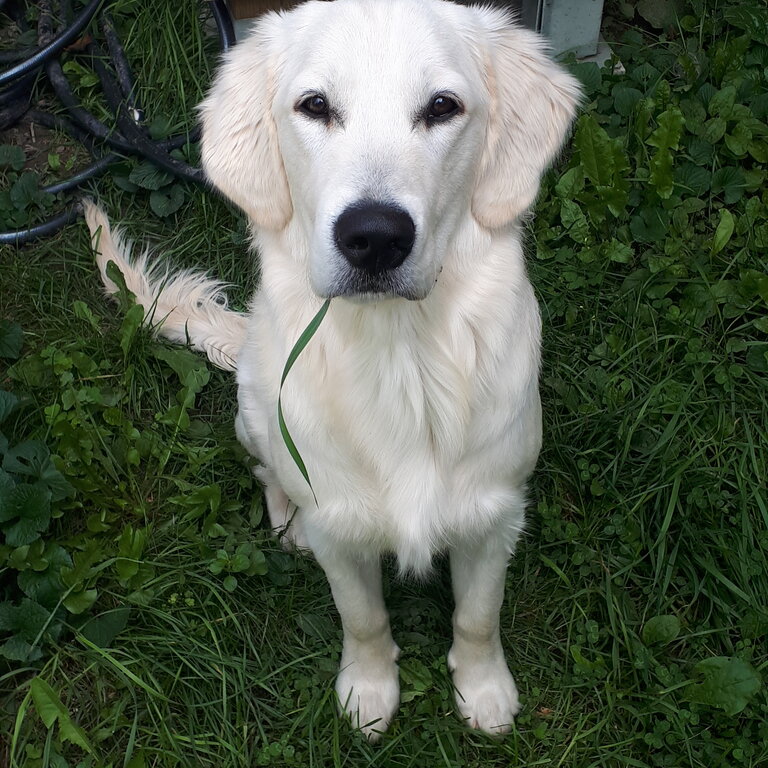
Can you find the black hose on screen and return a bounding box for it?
[211,0,237,52]
[0,48,38,65]
[45,57,141,153]
[1,0,236,245]
[43,154,118,195]
[0,205,81,246]
[0,0,105,86]
[87,43,203,182]
[0,73,34,129]
[100,11,139,110]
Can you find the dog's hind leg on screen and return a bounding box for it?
[263,484,309,551]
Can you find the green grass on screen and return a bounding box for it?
[2,1,767,766]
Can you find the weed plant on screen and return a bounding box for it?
[1,1,767,766]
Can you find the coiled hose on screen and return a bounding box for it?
[0,0,236,245]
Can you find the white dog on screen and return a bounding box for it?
[85,0,579,740]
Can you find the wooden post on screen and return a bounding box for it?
[227,0,301,20]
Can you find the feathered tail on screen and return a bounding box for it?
[83,201,247,371]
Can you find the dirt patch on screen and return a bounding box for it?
[3,117,89,179]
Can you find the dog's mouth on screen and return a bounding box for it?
[326,269,426,302]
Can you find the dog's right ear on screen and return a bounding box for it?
[200,16,292,231]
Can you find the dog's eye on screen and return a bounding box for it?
[298,94,330,119]
[427,94,461,122]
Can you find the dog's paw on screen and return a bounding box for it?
[336,658,400,741]
[449,654,520,735]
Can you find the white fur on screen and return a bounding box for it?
[87,0,579,740]
[83,202,246,371]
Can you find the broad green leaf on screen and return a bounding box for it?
[72,300,100,330]
[712,209,735,254]
[708,86,737,119]
[113,174,139,193]
[128,161,173,191]
[674,163,711,196]
[116,525,146,583]
[148,115,173,140]
[3,484,51,547]
[223,575,238,592]
[712,167,746,203]
[3,440,72,502]
[230,552,250,571]
[15,597,51,643]
[63,589,98,615]
[724,123,753,156]
[574,116,615,187]
[400,658,433,702]
[59,717,93,751]
[680,97,707,127]
[0,469,15,521]
[748,140,768,163]
[630,208,669,243]
[150,184,185,217]
[740,610,768,640]
[746,344,768,373]
[723,5,768,42]
[560,200,590,243]
[296,612,337,641]
[120,304,145,358]
[647,107,684,151]
[0,601,16,631]
[30,677,93,752]
[637,0,684,28]
[170,483,221,518]
[35,457,73,503]
[701,117,727,145]
[0,320,23,359]
[61,543,104,589]
[685,657,762,715]
[126,751,147,768]
[0,390,18,424]
[10,171,42,209]
[152,346,210,393]
[649,147,675,199]
[0,144,25,171]
[555,166,585,198]
[105,260,137,311]
[642,615,681,645]
[569,61,601,95]
[604,240,633,263]
[251,551,268,576]
[0,635,41,661]
[752,92,768,120]
[613,85,643,117]
[18,558,69,610]
[2,439,47,477]
[687,137,715,167]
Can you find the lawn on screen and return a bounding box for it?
[1,1,767,766]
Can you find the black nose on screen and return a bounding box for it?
[334,202,416,274]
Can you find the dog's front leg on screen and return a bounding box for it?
[310,539,400,740]
[448,533,520,735]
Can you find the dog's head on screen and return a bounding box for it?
[200,0,580,301]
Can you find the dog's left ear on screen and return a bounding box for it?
[471,17,581,229]
[199,14,292,231]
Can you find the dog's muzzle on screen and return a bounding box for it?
[334,201,415,275]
